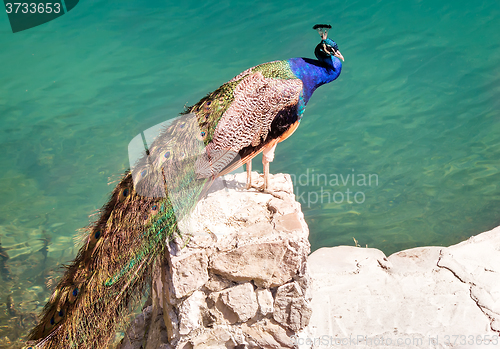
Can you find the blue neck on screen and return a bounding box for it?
[288,56,342,107]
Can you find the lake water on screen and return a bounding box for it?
[0,0,499,346]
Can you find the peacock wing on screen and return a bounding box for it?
[195,71,303,178]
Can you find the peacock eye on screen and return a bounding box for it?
[118,188,130,202]
[94,231,101,240]
[58,310,64,317]
[140,169,147,177]
[164,151,171,159]
[201,131,206,137]
[73,288,78,297]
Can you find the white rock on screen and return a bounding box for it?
[300,226,500,349]
[178,290,206,335]
[437,227,500,332]
[218,283,258,323]
[184,326,235,348]
[273,282,312,332]
[242,319,295,348]
[168,250,209,299]
[210,241,296,288]
[256,288,274,316]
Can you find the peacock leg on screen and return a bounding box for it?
[246,160,252,189]
[263,159,270,190]
[246,140,281,198]
[262,141,278,190]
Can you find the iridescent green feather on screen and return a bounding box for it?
[252,60,297,80]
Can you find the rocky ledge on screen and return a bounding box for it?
[299,225,500,348]
[117,172,311,349]
[118,173,500,349]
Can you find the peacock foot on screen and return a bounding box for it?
[247,182,283,200]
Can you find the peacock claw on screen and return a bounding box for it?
[248,184,283,200]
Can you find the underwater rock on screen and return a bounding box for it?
[0,240,10,281]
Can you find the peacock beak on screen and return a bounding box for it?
[334,50,344,61]
[322,42,344,61]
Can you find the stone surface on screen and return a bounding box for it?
[218,282,259,323]
[437,227,500,333]
[210,242,289,287]
[299,226,500,349]
[242,319,296,348]
[256,288,274,316]
[205,274,235,292]
[183,326,235,348]
[273,281,312,332]
[168,250,209,299]
[178,290,206,335]
[144,306,169,349]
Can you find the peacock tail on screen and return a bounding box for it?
[25,119,205,348]
[25,25,343,348]
[24,60,293,349]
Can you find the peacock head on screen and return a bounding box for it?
[313,24,344,63]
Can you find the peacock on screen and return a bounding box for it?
[24,24,343,349]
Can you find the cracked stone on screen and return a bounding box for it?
[169,250,209,299]
[178,291,206,335]
[218,282,258,323]
[210,241,306,288]
[256,288,274,316]
[303,236,499,343]
[273,282,311,332]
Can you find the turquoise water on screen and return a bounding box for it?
[0,0,499,345]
